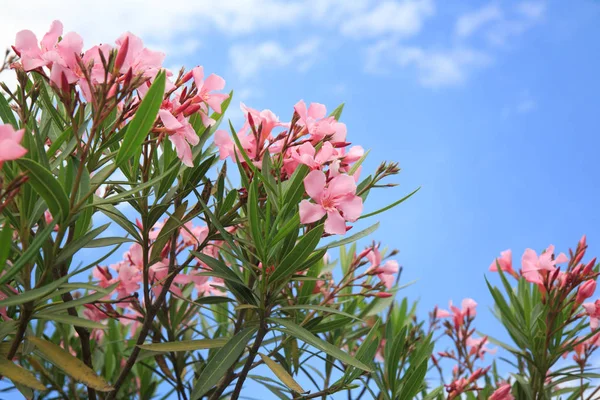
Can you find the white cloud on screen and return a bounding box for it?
[366,40,492,87]
[485,2,546,46]
[455,4,502,38]
[229,38,321,80]
[516,1,546,20]
[340,0,435,39]
[502,90,537,117]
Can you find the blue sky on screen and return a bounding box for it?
[2,0,600,396]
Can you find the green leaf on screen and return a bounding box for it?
[319,222,379,251]
[359,187,420,219]
[42,282,119,313]
[138,339,229,352]
[17,158,70,223]
[150,202,187,262]
[0,275,68,307]
[193,252,257,305]
[269,225,324,283]
[270,318,372,372]
[34,313,108,330]
[0,358,46,391]
[259,353,305,394]
[190,327,257,399]
[28,336,113,392]
[115,70,166,167]
[342,318,380,383]
[55,223,110,265]
[0,94,18,128]
[279,305,362,321]
[84,237,134,248]
[0,223,13,275]
[329,103,345,120]
[248,178,265,260]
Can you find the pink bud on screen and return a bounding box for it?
[583,258,597,276]
[579,235,587,249]
[576,280,597,304]
[115,35,129,72]
[183,103,201,117]
[181,70,194,84]
[374,292,392,298]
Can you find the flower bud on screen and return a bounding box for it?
[374,292,392,298]
[583,257,597,276]
[115,35,129,72]
[181,70,194,84]
[576,280,597,304]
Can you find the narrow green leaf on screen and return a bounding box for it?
[116,70,166,166]
[34,314,108,330]
[138,339,229,352]
[190,327,256,399]
[17,159,70,222]
[318,222,379,251]
[0,94,18,128]
[329,103,345,120]
[28,336,113,392]
[0,358,46,391]
[270,318,372,372]
[55,223,110,265]
[0,275,68,307]
[359,188,420,219]
[0,223,13,275]
[269,225,324,282]
[259,353,305,393]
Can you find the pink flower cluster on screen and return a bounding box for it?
[83,219,229,341]
[214,100,364,235]
[12,21,229,167]
[489,236,599,329]
[433,298,502,399]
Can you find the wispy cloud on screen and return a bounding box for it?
[229,38,321,81]
[366,40,492,87]
[502,90,537,117]
[485,1,547,46]
[340,0,435,39]
[455,4,503,38]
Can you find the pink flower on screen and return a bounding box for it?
[583,300,600,329]
[366,247,399,289]
[490,382,514,400]
[214,128,257,163]
[181,222,209,247]
[466,336,496,360]
[240,103,285,145]
[437,298,477,328]
[299,170,363,235]
[192,66,229,116]
[115,32,164,78]
[294,100,346,143]
[14,21,83,90]
[159,109,199,167]
[489,249,518,278]
[284,141,335,174]
[0,124,27,167]
[576,280,597,304]
[521,245,568,285]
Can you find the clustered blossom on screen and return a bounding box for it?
[214,100,364,235]
[432,298,500,399]
[489,236,599,330]
[11,21,229,167]
[299,244,400,308]
[80,219,228,340]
